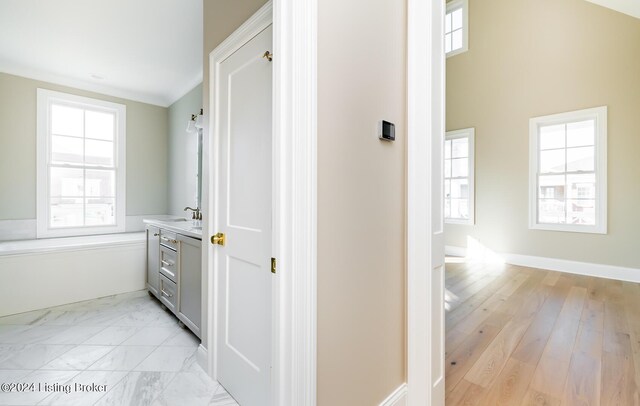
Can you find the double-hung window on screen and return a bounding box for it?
[445,128,475,224]
[445,0,468,57]
[37,89,126,238]
[529,106,607,234]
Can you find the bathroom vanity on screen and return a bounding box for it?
[144,218,202,338]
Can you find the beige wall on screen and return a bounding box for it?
[168,83,203,216]
[446,0,640,269]
[317,0,407,404]
[0,72,169,220]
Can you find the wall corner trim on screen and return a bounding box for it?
[445,245,640,283]
[379,383,408,406]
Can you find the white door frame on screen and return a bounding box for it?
[203,1,318,405]
[203,0,442,404]
[406,0,446,405]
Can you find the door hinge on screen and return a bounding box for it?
[271,257,276,274]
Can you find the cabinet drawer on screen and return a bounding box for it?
[159,229,178,251]
[159,246,178,283]
[159,274,178,314]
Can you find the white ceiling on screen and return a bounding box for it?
[585,0,640,19]
[0,0,202,107]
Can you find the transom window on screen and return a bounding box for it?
[529,106,607,234]
[445,128,475,225]
[37,89,126,238]
[445,0,468,57]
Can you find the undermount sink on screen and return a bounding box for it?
[165,218,188,222]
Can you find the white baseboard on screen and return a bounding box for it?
[196,344,210,376]
[379,383,407,406]
[445,245,640,283]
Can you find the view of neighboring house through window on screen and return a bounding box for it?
[36,89,126,238]
[445,128,475,224]
[445,0,468,56]
[529,106,607,234]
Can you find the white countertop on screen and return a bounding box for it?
[143,217,203,240]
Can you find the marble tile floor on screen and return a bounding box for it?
[0,290,239,406]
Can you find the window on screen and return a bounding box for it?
[445,0,468,57]
[445,128,475,224]
[37,89,126,238]
[529,106,607,234]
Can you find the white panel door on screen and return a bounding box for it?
[215,25,273,406]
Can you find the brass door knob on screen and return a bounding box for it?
[211,233,225,246]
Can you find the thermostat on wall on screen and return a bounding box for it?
[378,120,395,141]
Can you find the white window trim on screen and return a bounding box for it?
[446,0,468,58]
[528,106,607,234]
[445,128,475,225]
[36,89,126,238]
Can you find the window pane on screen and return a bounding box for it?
[452,29,463,51]
[86,110,115,141]
[86,197,116,226]
[567,174,595,199]
[539,124,565,150]
[538,199,565,224]
[50,167,83,197]
[452,137,468,158]
[50,197,83,228]
[86,169,115,197]
[445,33,452,53]
[451,157,468,177]
[451,179,468,198]
[444,198,451,218]
[538,175,565,199]
[450,198,468,219]
[444,179,451,198]
[567,199,595,225]
[567,120,594,147]
[444,159,451,178]
[445,12,452,33]
[567,146,594,172]
[51,135,83,164]
[452,8,463,30]
[51,104,83,137]
[445,140,452,159]
[540,149,565,173]
[85,139,114,166]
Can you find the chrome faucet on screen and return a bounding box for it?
[184,207,202,220]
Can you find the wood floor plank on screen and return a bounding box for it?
[601,351,640,405]
[445,379,486,406]
[464,286,551,388]
[528,287,587,398]
[446,318,505,393]
[479,358,535,406]
[521,389,561,406]
[561,350,601,406]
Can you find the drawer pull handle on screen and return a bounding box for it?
[161,236,178,244]
[153,233,160,237]
[161,289,173,298]
[161,260,173,267]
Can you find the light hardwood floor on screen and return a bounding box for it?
[445,258,640,406]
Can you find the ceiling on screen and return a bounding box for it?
[0,0,202,107]
[584,0,640,19]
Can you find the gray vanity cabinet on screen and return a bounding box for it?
[177,234,201,337]
[146,225,160,297]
